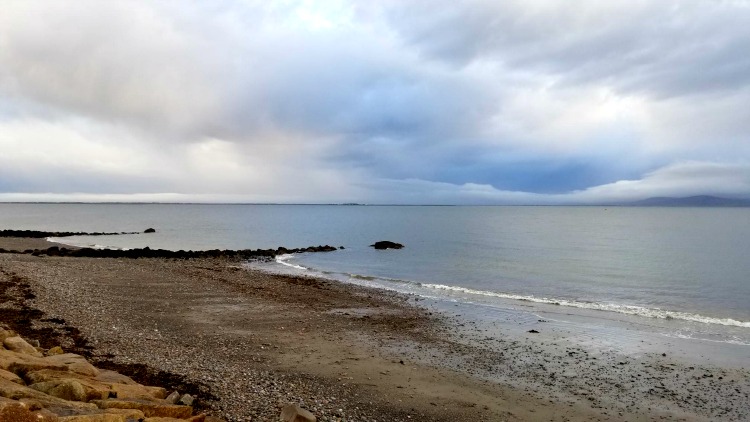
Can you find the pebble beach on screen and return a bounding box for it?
[0,237,748,421]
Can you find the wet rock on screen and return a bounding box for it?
[369,241,404,250]
[281,403,317,422]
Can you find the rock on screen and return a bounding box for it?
[0,328,16,344]
[0,349,68,375]
[0,398,40,422]
[164,391,180,404]
[144,228,156,233]
[25,369,151,401]
[47,346,65,356]
[91,399,193,418]
[43,354,100,377]
[527,329,539,333]
[0,378,97,413]
[30,379,88,401]
[0,368,25,385]
[280,403,317,422]
[110,383,166,400]
[3,336,43,357]
[178,393,194,406]
[143,415,206,422]
[369,241,404,250]
[57,415,127,422]
[93,370,138,386]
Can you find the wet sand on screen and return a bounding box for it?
[0,238,748,421]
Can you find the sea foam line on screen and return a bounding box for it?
[265,255,750,329]
[420,283,750,328]
[275,254,308,270]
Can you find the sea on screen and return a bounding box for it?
[1,203,749,362]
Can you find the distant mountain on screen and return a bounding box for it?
[627,195,750,207]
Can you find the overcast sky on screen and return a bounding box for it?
[1,0,749,204]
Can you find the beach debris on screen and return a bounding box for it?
[281,403,317,422]
[369,241,404,250]
[527,329,539,334]
[144,228,156,233]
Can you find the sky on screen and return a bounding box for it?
[1,0,749,204]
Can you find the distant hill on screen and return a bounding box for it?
[627,195,750,207]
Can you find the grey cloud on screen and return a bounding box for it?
[378,1,750,98]
[0,1,748,203]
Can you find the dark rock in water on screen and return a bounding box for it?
[528,329,539,334]
[370,241,404,250]
[144,228,156,233]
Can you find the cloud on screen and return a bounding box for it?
[0,1,749,203]
[572,161,750,202]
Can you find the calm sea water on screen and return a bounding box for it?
[1,203,749,345]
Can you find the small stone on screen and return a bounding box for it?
[165,391,180,404]
[280,403,316,422]
[179,393,194,406]
[46,346,65,356]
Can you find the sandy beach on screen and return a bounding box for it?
[1,237,748,421]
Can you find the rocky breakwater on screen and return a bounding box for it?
[0,245,340,260]
[0,325,218,422]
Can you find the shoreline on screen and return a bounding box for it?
[0,237,748,420]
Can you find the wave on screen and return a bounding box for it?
[420,283,750,328]
[46,237,130,250]
[275,254,308,270]
[257,254,750,330]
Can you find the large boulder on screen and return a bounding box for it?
[0,327,16,344]
[3,336,43,357]
[0,368,24,385]
[369,241,404,250]
[91,399,193,418]
[280,403,316,422]
[43,354,100,377]
[0,349,68,375]
[30,379,88,402]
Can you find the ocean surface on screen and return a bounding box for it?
[1,203,749,353]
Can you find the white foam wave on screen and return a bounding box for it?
[275,254,308,270]
[420,283,750,328]
[667,333,750,346]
